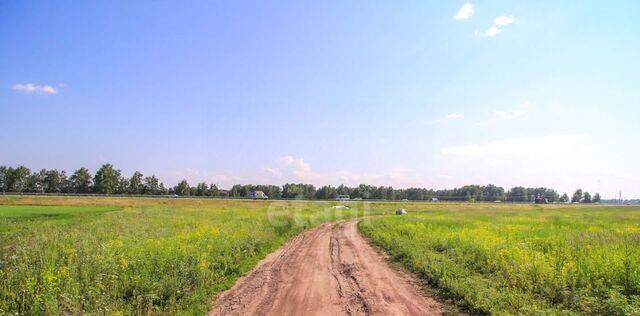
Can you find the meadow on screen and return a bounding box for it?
[3,197,639,316]
[0,196,378,315]
[359,204,640,315]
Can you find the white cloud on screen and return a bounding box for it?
[263,156,437,188]
[435,133,635,196]
[477,26,502,37]
[494,15,515,26]
[488,108,527,123]
[266,155,325,184]
[479,102,530,124]
[429,113,465,124]
[278,155,313,178]
[476,15,515,37]
[453,3,474,21]
[265,168,283,177]
[165,168,240,187]
[11,83,58,95]
[208,174,234,183]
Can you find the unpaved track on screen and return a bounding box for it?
[209,219,442,315]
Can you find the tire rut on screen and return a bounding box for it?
[330,227,371,316]
[209,219,442,316]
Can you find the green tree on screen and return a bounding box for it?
[175,180,190,196]
[546,189,560,203]
[208,184,219,196]
[26,170,45,193]
[116,177,129,194]
[381,186,395,200]
[0,166,7,192]
[507,187,528,202]
[282,183,316,199]
[142,175,160,195]
[93,164,121,194]
[128,171,143,195]
[560,193,569,203]
[43,169,66,193]
[5,166,31,192]
[229,184,243,197]
[583,192,592,203]
[593,193,601,203]
[69,167,93,193]
[571,189,583,203]
[315,185,336,199]
[196,182,208,196]
[158,183,169,195]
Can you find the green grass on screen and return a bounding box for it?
[0,196,381,315]
[4,197,639,315]
[359,204,640,315]
[0,205,120,220]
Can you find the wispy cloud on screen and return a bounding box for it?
[11,83,58,95]
[264,156,436,188]
[265,167,283,177]
[488,108,527,123]
[436,133,620,195]
[479,102,530,124]
[476,15,515,37]
[266,155,325,183]
[494,15,515,26]
[453,3,474,21]
[477,26,502,37]
[428,113,465,124]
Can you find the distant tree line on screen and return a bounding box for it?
[0,164,601,202]
[0,164,169,195]
[570,189,601,203]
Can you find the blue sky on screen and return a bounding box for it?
[1,1,639,197]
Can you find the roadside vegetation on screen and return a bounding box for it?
[0,196,375,315]
[359,204,640,315]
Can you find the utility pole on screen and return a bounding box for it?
[619,190,623,204]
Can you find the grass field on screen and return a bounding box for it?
[0,196,378,315]
[359,204,640,315]
[2,197,639,315]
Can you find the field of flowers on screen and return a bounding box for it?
[0,196,378,315]
[359,204,640,315]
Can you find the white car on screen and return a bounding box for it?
[249,190,268,200]
[336,195,350,201]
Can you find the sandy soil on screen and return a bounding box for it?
[209,219,442,315]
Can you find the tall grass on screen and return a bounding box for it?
[359,205,640,315]
[0,196,375,315]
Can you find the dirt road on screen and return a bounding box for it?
[209,219,442,315]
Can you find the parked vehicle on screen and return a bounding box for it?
[535,196,548,204]
[248,190,268,200]
[336,195,350,201]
